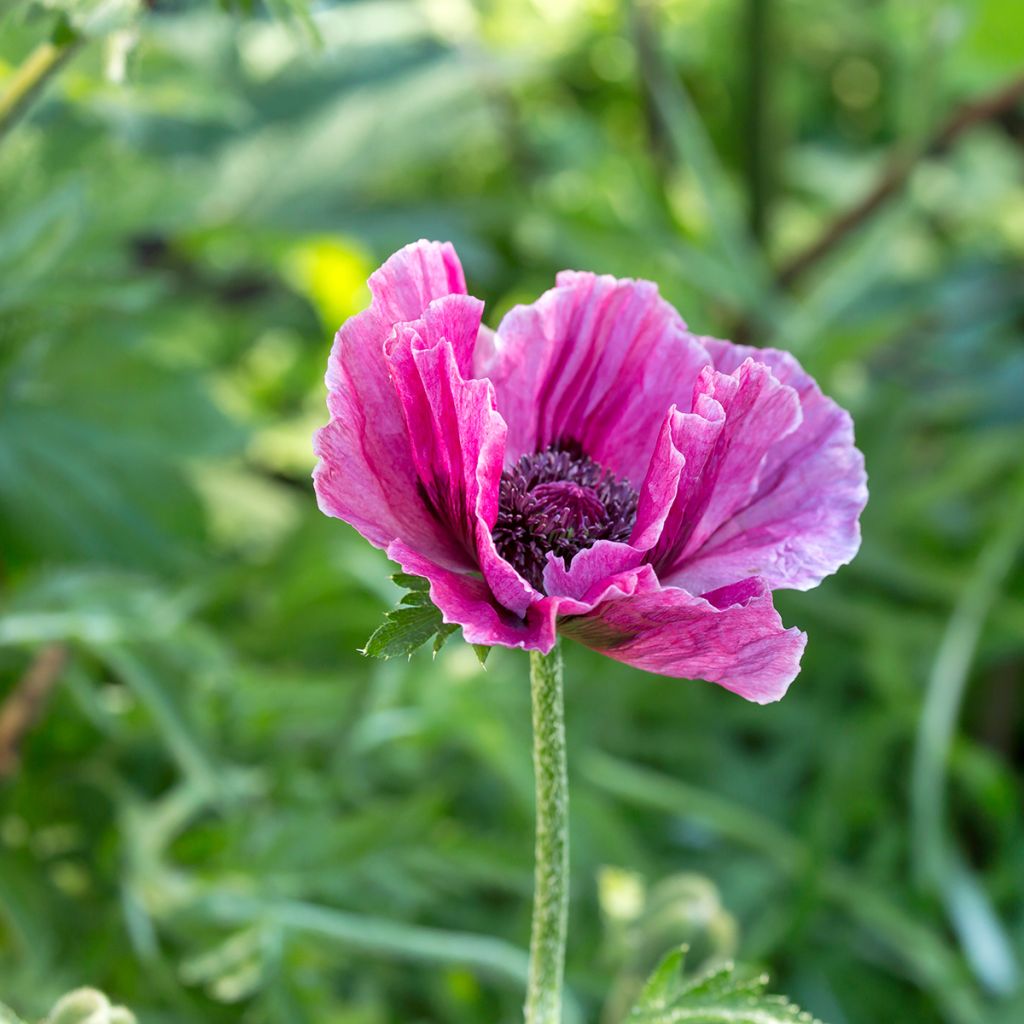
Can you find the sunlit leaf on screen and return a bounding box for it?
[627,946,822,1024]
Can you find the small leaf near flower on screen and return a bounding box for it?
[432,622,460,655]
[391,573,430,592]
[627,945,823,1024]
[361,575,463,659]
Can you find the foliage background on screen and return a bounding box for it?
[1,1,1023,1022]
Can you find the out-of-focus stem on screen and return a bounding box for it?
[0,644,68,777]
[778,71,1024,286]
[744,0,773,244]
[524,642,568,1024]
[0,36,83,144]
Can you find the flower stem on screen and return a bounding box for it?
[0,36,83,145]
[525,641,568,1024]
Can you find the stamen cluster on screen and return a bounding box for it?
[493,442,639,591]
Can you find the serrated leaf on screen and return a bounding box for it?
[633,945,688,1009]
[363,575,474,659]
[432,622,460,655]
[362,602,445,659]
[627,946,823,1024]
[391,573,430,592]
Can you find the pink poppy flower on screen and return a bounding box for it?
[314,241,867,702]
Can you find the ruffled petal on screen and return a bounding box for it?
[477,272,710,484]
[541,539,645,602]
[385,294,535,617]
[560,577,807,703]
[388,541,558,652]
[387,540,660,653]
[313,240,470,568]
[651,358,802,580]
[630,407,686,552]
[551,561,662,617]
[669,339,868,593]
[364,240,467,330]
[637,403,726,562]
[384,295,492,549]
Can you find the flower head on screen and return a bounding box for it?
[314,241,867,702]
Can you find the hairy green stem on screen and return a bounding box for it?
[525,642,568,1024]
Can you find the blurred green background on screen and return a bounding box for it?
[1,1,1023,1021]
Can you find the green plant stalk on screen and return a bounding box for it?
[0,37,83,144]
[525,642,568,1024]
[744,0,773,244]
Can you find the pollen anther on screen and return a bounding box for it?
[492,441,639,592]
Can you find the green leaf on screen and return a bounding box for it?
[391,573,430,592]
[362,601,446,659]
[192,891,530,986]
[627,946,822,1024]
[363,575,479,659]
[633,945,687,1008]
[472,644,491,666]
[432,621,460,655]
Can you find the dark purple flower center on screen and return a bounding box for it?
[492,441,639,592]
